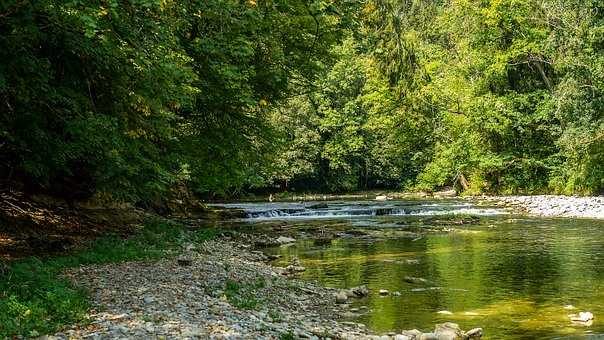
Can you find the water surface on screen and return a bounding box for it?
[215,199,604,339]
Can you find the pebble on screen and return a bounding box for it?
[51,239,371,339]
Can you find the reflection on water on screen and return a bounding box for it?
[220,199,604,339]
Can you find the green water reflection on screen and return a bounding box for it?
[266,216,604,339]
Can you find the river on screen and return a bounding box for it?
[210,198,604,339]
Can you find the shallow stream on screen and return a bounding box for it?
[213,199,604,339]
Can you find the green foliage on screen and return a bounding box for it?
[0,0,351,200]
[279,330,296,340]
[1,0,602,197]
[224,277,266,310]
[264,0,604,195]
[175,0,347,196]
[0,220,216,338]
[410,0,604,194]
[270,37,416,191]
[0,0,192,201]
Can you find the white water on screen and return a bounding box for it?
[209,200,509,221]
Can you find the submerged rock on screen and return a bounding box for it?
[344,285,369,298]
[405,276,429,284]
[350,285,369,297]
[378,289,389,296]
[465,328,483,338]
[276,236,296,244]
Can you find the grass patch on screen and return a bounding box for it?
[279,330,295,340]
[268,309,283,322]
[224,277,266,309]
[0,219,216,338]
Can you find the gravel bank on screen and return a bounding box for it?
[486,195,604,219]
[47,235,484,340]
[50,239,371,339]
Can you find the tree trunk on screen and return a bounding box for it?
[459,173,469,191]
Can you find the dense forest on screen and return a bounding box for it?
[1,0,603,203]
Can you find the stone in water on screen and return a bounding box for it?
[335,291,348,304]
[276,236,296,244]
[465,328,483,338]
[569,311,594,322]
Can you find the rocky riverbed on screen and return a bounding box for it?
[486,195,604,219]
[48,235,482,339]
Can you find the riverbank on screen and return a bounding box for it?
[51,238,370,339]
[1,215,481,339]
[49,234,483,340]
[4,192,601,338]
[483,195,604,219]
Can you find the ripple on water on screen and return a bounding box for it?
[222,199,604,339]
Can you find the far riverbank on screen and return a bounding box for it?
[482,195,604,219]
[230,191,604,220]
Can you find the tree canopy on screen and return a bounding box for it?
[1,0,602,201]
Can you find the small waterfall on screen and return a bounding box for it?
[208,200,508,221]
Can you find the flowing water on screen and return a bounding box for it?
[212,199,604,339]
